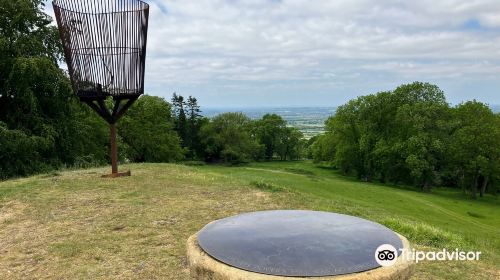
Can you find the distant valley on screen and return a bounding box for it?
[204,105,500,138]
[203,107,336,138]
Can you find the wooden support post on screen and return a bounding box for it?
[110,123,118,174]
[101,123,130,178]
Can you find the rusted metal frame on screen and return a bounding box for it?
[53,0,149,177]
[112,99,123,118]
[113,97,138,122]
[83,100,113,124]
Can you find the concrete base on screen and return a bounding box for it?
[187,232,415,280]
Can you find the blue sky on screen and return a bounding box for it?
[46,0,500,107]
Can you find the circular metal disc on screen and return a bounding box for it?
[197,210,403,277]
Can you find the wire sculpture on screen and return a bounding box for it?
[53,0,150,177]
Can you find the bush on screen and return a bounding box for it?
[250,180,287,192]
[0,123,52,179]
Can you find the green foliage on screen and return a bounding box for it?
[276,126,303,160]
[185,96,205,158]
[171,93,206,159]
[447,101,500,198]
[171,93,187,147]
[118,95,183,162]
[253,114,304,160]
[250,180,287,192]
[310,132,336,163]
[0,0,310,177]
[383,218,467,249]
[311,82,500,197]
[0,2,186,178]
[200,112,263,164]
[253,114,287,160]
[0,0,61,63]
[303,135,319,159]
[0,122,51,178]
[0,0,109,178]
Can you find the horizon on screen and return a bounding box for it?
[200,103,500,109]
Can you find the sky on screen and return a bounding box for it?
[45,0,500,108]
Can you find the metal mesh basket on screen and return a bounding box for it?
[53,0,149,99]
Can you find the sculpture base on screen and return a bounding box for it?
[101,170,131,178]
[187,232,414,280]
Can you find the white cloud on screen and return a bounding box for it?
[45,0,500,106]
[361,61,500,79]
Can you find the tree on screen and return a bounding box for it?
[310,133,336,163]
[200,112,263,164]
[0,0,109,178]
[185,96,204,158]
[313,82,457,191]
[326,97,365,177]
[276,127,303,160]
[394,102,450,191]
[390,83,450,191]
[304,135,319,159]
[171,92,187,147]
[448,101,500,198]
[253,114,287,160]
[0,121,50,178]
[118,95,183,162]
[0,0,61,63]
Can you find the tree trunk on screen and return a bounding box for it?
[422,180,431,192]
[366,174,372,183]
[380,172,386,184]
[471,175,478,199]
[480,176,489,197]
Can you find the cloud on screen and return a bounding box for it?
[44,0,500,106]
[361,61,500,79]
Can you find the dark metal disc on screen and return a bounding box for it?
[197,210,403,277]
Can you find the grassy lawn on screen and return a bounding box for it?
[0,161,498,279]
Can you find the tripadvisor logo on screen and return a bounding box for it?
[375,244,398,267]
[375,244,482,266]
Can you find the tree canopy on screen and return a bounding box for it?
[311,82,500,197]
[200,112,263,163]
[119,95,183,163]
[0,0,109,178]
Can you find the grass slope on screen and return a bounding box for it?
[0,161,498,279]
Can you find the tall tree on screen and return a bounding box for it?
[185,96,203,158]
[254,114,287,160]
[448,101,500,198]
[0,0,109,178]
[313,82,456,191]
[310,133,336,163]
[118,95,183,162]
[394,102,450,191]
[171,93,187,147]
[200,112,263,163]
[276,127,303,160]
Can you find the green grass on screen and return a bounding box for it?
[249,180,288,192]
[0,161,498,279]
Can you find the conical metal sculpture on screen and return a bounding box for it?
[53,0,149,177]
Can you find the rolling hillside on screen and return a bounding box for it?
[0,162,498,279]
